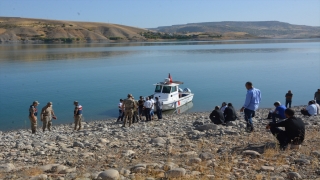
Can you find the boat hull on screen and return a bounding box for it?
[162,93,194,111]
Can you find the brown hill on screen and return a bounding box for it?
[0,17,148,42]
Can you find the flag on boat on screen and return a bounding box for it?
[168,73,173,83]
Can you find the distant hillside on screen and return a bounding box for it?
[150,21,320,39]
[0,17,148,42]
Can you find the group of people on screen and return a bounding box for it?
[210,82,319,150]
[28,101,82,134]
[117,94,163,127]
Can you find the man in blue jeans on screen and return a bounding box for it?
[268,101,286,123]
[240,81,262,133]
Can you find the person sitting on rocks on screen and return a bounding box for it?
[267,101,286,123]
[266,108,305,150]
[224,103,237,123]
[209,106,225,124]
[311,100,320,115]
[220,102,227,113]
[300,100,317,116]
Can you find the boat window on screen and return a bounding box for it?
[162,86,171,93]
[171,86,177,92]
[155,85,162,93]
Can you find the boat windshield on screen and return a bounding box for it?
[162,86,171,93]
[155,85,162,93]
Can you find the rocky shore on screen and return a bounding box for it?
[0,106,320,180]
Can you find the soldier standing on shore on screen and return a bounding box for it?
[122,94,136,127]
[29,101,40,134]
[41,102,56,132]
[74,101,83,131]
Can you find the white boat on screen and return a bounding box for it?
[152,74,194,111]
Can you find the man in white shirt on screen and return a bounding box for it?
[117,99,124,121]
[220,102,227,114]
[312,100,320,115]
[144,97,152,121]
[149,96,155,120]
[301,101,317,116]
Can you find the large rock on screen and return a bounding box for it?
[199,152,214,161]
[0,163,15,172]
[98,169,120,180]
[150,137,166,144]
[243,150,261,157]
[165,168,186,178]
[195,124,219,131]
[261,166,274,171]
[30,174,48,180]
[287,172,302,179]
[187,158,202,166]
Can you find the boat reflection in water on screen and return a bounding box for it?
[162,102,194,115]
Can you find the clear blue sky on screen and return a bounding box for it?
[0,0,319,28]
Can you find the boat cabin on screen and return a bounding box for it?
[154,82,180,102]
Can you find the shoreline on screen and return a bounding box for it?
[0,106,306,132]
[1,106,319,179]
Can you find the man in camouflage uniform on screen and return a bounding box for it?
[41,102,56,132]
[132,97,139,123]
[29,101,40,134]
[122,94,136,127]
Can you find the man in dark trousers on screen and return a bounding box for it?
[266,108,305,150]
[285,90,293,108]
[224,103,237,123]
[209,106,225,124]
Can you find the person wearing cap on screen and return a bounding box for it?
[301,101,317,116]
[74,101,83,131]
[285,90,293,108]
[29,101,40,134]
[315,89,320,105]
[41,102,56,132]
[121,94,136,127]
[267,101,286,123]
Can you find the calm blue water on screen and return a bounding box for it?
[0,39,319,131]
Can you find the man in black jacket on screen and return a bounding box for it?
[224,103,238,123]
[266,108,305,150]
[209,106,225,124]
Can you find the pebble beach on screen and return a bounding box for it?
[1,106,320,180]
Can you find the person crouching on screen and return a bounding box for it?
[209,106,225,124]
[266,108,305,150]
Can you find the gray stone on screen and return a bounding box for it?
[294,158,310,165]
[98,169,120,180]
[261,166,274,171]
[0,163,15,172]
[73,141,84,148]
[187,158,202,165]
[312,150,320,158]
[199,152,214,161]
[195,124,219,131]
[150,137,166,144]
[287,172,302,179]
[165,168,186,178]
[243,150,261,157]
[270,176,285,180]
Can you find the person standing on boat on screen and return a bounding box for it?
[155,97,163,120]
[144,97,152,122]
[138,96,145,121]
[41,102,56,132]
[122,94,136,127]
[29,101,40,134]
[240,81,262,133]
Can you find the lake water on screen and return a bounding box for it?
[0,39,319,131]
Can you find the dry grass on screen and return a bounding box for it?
[22,167,43,177]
